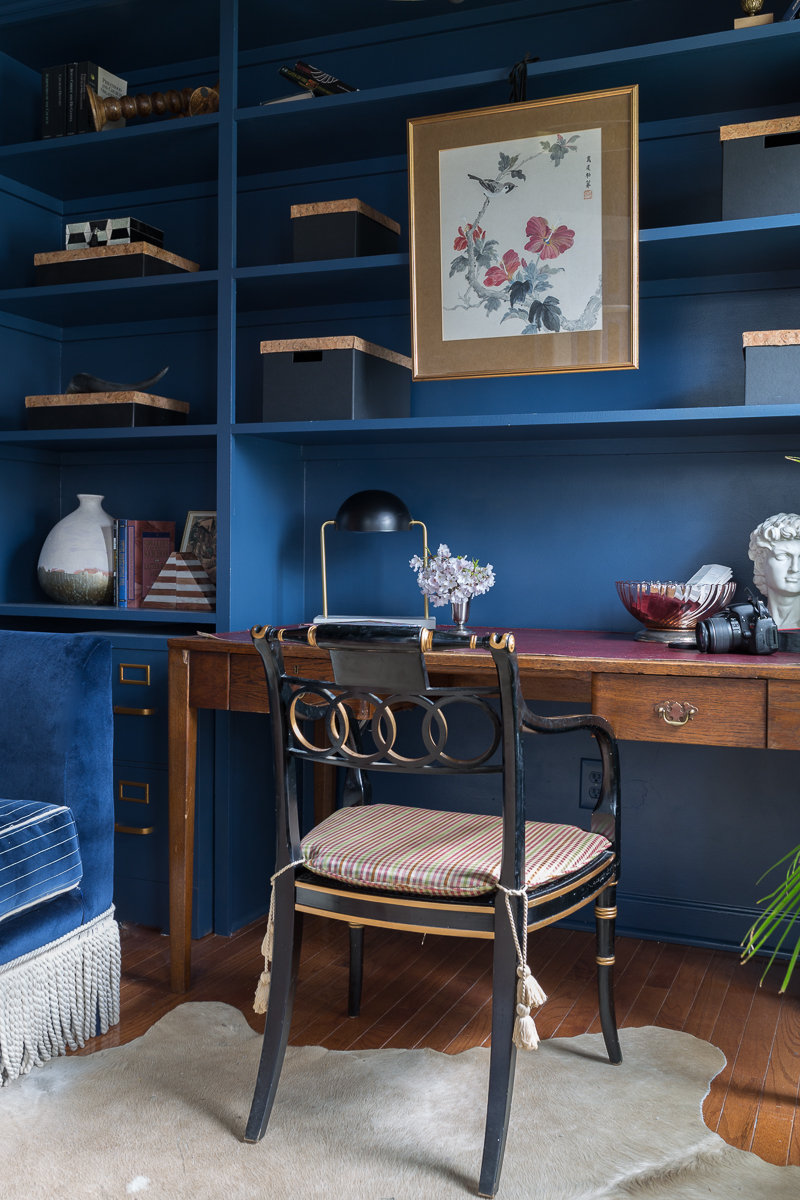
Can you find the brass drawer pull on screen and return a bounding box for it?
[655,700,698,726]
[119,663,150,685]
[114,706,156,716]
[114,824,154,835]
[118,780,149,804]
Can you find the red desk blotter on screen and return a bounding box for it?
[142,552,215,612]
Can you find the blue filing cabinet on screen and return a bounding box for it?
[98,632,213,938]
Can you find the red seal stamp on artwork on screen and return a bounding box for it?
[583,189,593,200]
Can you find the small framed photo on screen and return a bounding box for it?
[180,511,216,584]
[408,85,638,381]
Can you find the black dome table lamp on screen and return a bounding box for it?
[318,489,433,625]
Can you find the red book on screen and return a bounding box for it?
[128,521,175,607]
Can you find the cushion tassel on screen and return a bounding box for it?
[253,857,305,1016]
[253,914,273,1015]
[499,886,547,1052]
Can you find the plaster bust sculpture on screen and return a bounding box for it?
[749,513,800,629]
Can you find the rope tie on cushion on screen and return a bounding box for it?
[497,884,547,1051]
[253,858,306,1015]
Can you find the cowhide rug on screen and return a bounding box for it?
[0,1001,796,1198]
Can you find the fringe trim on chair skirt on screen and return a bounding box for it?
[0,906,121,1085]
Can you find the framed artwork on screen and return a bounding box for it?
[180,510,216,584]
[408,85,638,381]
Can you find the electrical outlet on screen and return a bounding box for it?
[579,758,602,810]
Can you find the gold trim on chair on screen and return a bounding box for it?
[596,954,616,966]
[594,905,617,919]
[488,632,515,652]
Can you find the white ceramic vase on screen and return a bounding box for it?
[37,494,115,605]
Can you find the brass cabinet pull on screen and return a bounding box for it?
[113,706,156,716]
[119,663,150,685]
[118,780,149,804]
[654,700,698,726]
[114,824,154,835]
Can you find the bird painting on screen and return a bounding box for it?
[467,175,517,197]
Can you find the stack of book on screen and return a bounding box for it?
[41,63,126,138]
[263,60,357,105]
[114,520,175,608]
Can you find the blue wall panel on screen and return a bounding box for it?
[238,161,408,268]
[229,434,304,630]
[62,325,218,424]
[238,0,738,106]
[58,449,216,534]
[0,185,60,289]
[0,324,60,427]
[0,447,59,602]
[301,443,800,631]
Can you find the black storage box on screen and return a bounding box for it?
[722,116,800,220]
[35,243,198,286]
[743,330,800,406]
[261,337,411,422]
[25,391,189,428]
[291,199,400,261]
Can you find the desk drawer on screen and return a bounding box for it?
[113,763,168,885]
[592,673,766,747]
[112,648,167,764]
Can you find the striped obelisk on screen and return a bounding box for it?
[141,551,215,612]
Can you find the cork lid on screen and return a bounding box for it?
[721,115,800,142]
[25,391,190,412]
[34,244,199,272]
[260,336,411,369]
[289,199,401,236]
[743,330,800,348]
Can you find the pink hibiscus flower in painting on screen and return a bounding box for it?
[484,249,527,286]
[453,223,485,251]
[524,216,575,259]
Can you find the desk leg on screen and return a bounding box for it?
[169,647,197,993]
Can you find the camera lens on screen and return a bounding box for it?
[696,613,741,653]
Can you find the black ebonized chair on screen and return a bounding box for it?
[244,622,622,1197]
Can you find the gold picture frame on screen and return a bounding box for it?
[180,510,216,584]
[408,85,638,382]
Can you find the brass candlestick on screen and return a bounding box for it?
[87,81,219,131]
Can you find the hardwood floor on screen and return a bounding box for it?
[76,917,800,1168]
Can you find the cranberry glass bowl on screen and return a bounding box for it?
[616,579,737,645]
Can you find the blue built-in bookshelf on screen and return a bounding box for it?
[1,0,799,944]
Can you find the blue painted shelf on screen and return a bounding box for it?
[641,214,800,280]
[2,211,795,332]
[0,602,215,623]
[234,254,409,311]
[232,404,800,447]
[0,115,220,200]
[0,271,219,326]
[0,425,218,452]
[236,23,800,172]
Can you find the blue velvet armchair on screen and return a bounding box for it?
[0,631,119,1084]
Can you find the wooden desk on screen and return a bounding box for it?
[167,628,800,992]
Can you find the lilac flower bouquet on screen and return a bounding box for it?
[409,543,495,607]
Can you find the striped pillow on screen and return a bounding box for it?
[301,803,611,898]
[0,799,83,923]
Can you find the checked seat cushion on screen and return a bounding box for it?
[300,803,611,898]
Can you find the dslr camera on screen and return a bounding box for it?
[695,591,778,655]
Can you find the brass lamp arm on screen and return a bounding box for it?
[319,517,430,619]
[409,520,429,619]
[320,520,335,619]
